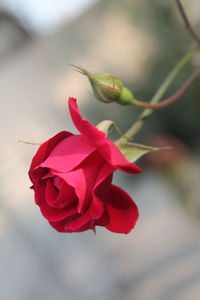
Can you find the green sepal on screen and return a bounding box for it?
[96,120,122,136]
[117,142,162,162]
[117,87,135,105]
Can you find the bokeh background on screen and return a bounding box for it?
[1,0,200,299]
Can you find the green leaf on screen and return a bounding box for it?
[117,142,163,162]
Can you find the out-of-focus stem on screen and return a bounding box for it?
[130,66,200,109]
[116,48,199,143]
[175,0,200,47]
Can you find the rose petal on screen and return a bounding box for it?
[33,181,46,205]
[29,131,72,182]
[48,215,78,233]
[97,184,139,234]
[53,176,62,190]
[45,179,58,207]
[53,151,107,214]
[93,163,114,200]
[40,201,77,222]
[49,218,96,233]
[60,163,114,232]
[52,168,86,213]
[49,193,104,233]
[75,152,106,212]
[70,221,95,233]
[41,171,54,180]
[68,98,142,174]
[49,219,70,232]
[56,181,77,209]
[41,134,95,173]
[65,194,104,231]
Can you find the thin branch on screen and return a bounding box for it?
[175,0,200,47]
[135,66,200,109]
[116,49,199,143]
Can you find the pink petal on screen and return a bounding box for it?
[29,131,72,182]
[74,152,106,212]
[56,181,77,209]
[49,193,104,233]
[33,181,46,205]
[52,168,87,213]
[39,201,77,222]
[70,221,96,233]
[48,214,80,233]
[63,161,114,232]
[41,171,54,180]
[48,219,69,232]
[53,176,62,190]
[45,178,76,209]
[45,179,59,207]
[48,218,74,233]
[68,98,142,174]
[93,163,114,200]
[65,194,104,232]
[41,134,95,172]
[53,151,108,214]
[97,184,139,234]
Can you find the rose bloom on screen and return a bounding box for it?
[29,98,142,234]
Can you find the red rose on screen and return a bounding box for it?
[29,98,142,234]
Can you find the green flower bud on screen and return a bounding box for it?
[89,73,123,103]
[73,65,135,105]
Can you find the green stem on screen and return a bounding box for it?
[116,47,199,144]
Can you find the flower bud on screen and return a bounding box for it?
[73,65,135,105]
[89,73,123,103]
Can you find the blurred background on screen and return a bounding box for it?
[0,0,200,299]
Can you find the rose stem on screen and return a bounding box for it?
[116,48,199,143]
[175,0,200,47]
[130,65,200,109]
[128,0,200,110]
